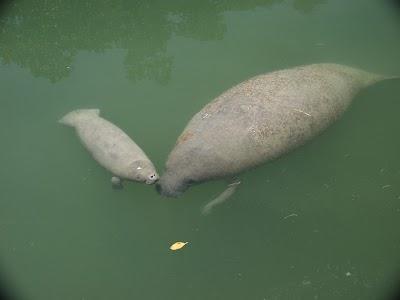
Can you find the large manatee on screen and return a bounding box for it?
[60,109,158,186]
[157,63,395,197]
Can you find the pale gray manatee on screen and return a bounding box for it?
[59,109,158,187]
[157,63,396,197]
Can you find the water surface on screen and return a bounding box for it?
[1,0,400,299]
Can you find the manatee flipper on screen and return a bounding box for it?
[111,176,123,189]
[201,179,241,216]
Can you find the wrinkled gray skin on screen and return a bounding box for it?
[60,109,158,186]
[158,63,389,197]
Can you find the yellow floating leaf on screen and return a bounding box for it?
[169,241,189,251]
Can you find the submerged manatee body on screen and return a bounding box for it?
[60,109,158,185]
[158,63,391,197]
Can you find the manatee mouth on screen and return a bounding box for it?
[155,170,191,197]
[156,178,188,198]
[155,181,184,198]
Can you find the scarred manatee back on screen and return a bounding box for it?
[158,63,389,197]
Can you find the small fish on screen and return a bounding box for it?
[201,180,241,215]
[169,242,189,251]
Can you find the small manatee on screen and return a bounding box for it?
[157,63,396,197]
[59,109,158,186]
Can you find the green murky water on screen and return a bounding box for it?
[1,0,400,299]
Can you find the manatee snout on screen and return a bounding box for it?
[146,172,159,185]
[129,160,159,185]
[156,171,190,197]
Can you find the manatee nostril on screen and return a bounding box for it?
[148,174,159,182]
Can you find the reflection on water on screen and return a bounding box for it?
[0,0,329,84]
[0,0,283,83]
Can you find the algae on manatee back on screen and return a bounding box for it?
[158,63,394,197]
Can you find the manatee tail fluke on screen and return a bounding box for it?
[327,63,398,87]
[58,109,100,126]
[359,70,399,87]
[383,75,400,81]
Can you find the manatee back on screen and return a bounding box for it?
[166,63,383,183]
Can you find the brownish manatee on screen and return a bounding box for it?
[157,63,394,197]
